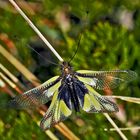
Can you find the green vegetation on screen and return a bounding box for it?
[0,0,140,140]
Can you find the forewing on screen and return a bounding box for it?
[6,76,61,109]
[40,87,72,130]
[76,70,137,90]
[82,84,118,113]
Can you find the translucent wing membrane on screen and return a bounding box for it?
[83,84,118,112]
[40,79,87,130]
[6,76,61,109]
[76,70,137,90]
[40,76,119,130]
[40,87,72,130]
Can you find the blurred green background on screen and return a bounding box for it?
[0,0,140,140]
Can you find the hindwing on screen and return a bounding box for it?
[82,84,118,113]
[40,87,72,130]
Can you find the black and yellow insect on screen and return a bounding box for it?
[7,61,137,130]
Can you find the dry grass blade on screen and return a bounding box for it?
[0,72,22,95]
[0,72,16,89]
[0,63,27,90]
[0,45,40,87]
[104,113,128,140]
[104,126,140,131]
[0,78,5,88]
[37,122,59,140]
[110,96,140,104]
[8,0,63,62]
[0,78,15,97]
[0,63,18,83]
[58,123,80,140]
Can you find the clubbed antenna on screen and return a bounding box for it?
[13,36,59,66]
[68,10,89,63]
[26,44,59,66]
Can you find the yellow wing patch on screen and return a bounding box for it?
[40,90,72,130]
[82,84,118,113]
[59,100,71,116]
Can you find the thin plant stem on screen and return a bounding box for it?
[8,0,63,62]
[104,126,140,131]
[104,113,128,140]
[107,95,140,104]
[0,72,16,89]
[37,122,59,140]
[0,45,40,87]
[0,63,18,83]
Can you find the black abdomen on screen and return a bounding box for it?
[58,77,88,112]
